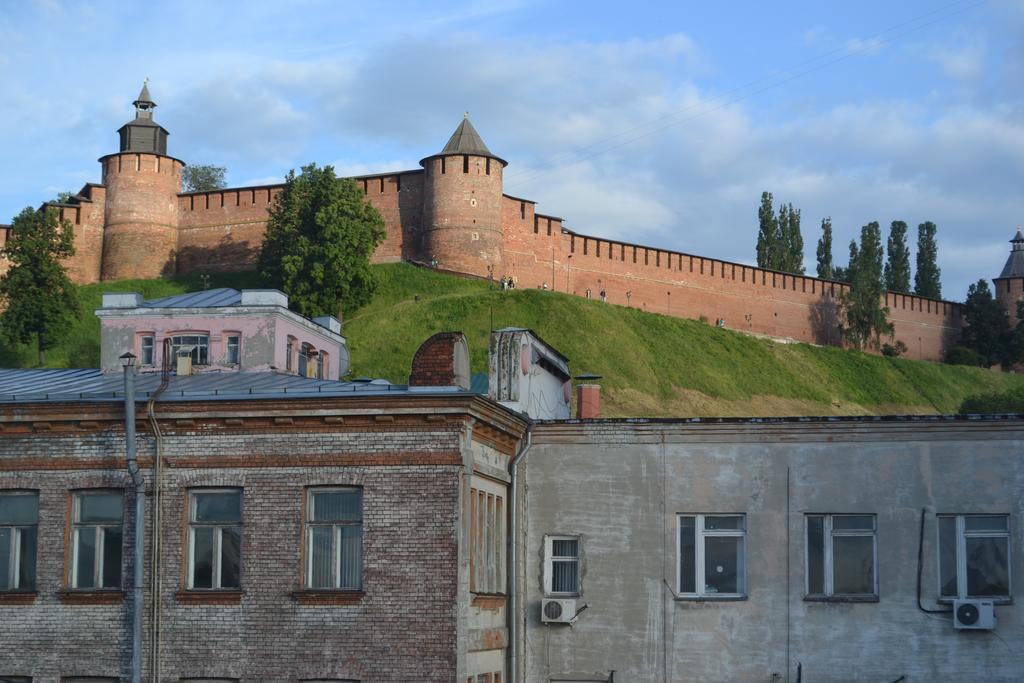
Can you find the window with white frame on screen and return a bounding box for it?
[0,491,38,592]
[678,514,746,597]
[806,514,877,598]
[188,490,242,590]
[305,488,362,590]
[140,335,155,365]
[71,491,123,589]
[543,535,580,595]
[225,335,240,365]
[939,514,1010,600]
[171,334,209,366]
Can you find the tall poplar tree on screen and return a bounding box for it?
[884,220,911,292]
[816,217,834,279]
[914,221,942,298]
[840,221,892,350]
[779,203,804,274]
[756,191,777,269]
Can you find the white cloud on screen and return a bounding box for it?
[844,37,884,56]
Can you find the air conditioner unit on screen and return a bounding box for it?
[953,599,995,630]
[541,598,577,624]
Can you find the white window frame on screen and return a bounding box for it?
[187,489,242,590]
[804,514,878,598]
[543,534,580,596]
[225,335,240,365]
[171,334,210,366]
[304,487,363,591]
[0,490,38,592]
[140,335,155,365]
[937,514,1011,601]
[677,514,747,598]
[71,491,123,590]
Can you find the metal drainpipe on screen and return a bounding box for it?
[123,358,144,683]
[147,339,172,683]
[507,424,533,683]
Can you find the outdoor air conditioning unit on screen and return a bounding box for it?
[953,599,995,630]
[541,598,577,624]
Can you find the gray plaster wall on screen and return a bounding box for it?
[521,419,1024,683]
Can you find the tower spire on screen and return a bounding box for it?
[117,80,169,155]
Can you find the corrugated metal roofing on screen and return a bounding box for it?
[0,368,471,404]
[143,288,242,309]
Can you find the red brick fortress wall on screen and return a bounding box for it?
[176,184,282,274]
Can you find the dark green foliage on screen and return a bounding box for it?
[54,192,74,203]
[914,221,941,298]
[960,279,1011,366]
[258,164,386,318]
[959,385,1024,414]
[756,191,777,269]
[0,207,78,365]
[778,203,804,274]
[840,222,892,350]
[182,164,227,192]
[884,220,911,292]
[945,346,988,367]
[816,217,833,279]
[832,265,850,283]
[882,340,907,357]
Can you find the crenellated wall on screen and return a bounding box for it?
[177,184,282,273]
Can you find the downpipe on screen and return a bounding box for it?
[507,425,533,683]
[123,361,144,683]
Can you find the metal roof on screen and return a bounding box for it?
[440,115,493,157]
[134,81,154,106]
[142,288,243,309]
[0,368,464,404]
[998,230,1024,278]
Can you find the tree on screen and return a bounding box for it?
[0,207,78,365]
[257,163,385,318]
[816,217,833,279]
[960,279,1011,366]
[755,191,778,270]
[182,164,227,192]
[54,192,74,203]
[914,221,941,298]
[883,220,911,293]
[839,221,892,350]
[779,203,804,274]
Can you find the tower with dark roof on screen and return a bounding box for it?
[419,114,507,277]
[994,229,1024,327]
[117,80,170,155]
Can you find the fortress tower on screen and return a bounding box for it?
[419,114,506,278]
[99,83,184,280]
[994,229,1024,327]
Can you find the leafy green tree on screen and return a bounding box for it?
[884,220,911,292]
[182,164,228,192]
[960,279,1011,366]
[0,207,78,365]
[257,163,385,318]
[816,217,833,279]
[54,192,74,203]
[914,221,941,298]
[779,203,804,274]
[839,221,892,350]
[756,191,778,269]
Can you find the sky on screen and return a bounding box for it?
[1,0,1022,300]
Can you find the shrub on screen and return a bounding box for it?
[881,340,907,357]
[945,346,987,367]
[959,386,1024,414]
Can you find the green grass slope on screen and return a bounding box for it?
[4,262,1022,417]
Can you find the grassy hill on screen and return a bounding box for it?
[4,262,1023,417]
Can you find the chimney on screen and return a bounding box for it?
[574,373,602,419]
[409,332,471,389]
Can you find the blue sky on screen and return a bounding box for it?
[1,0,1022,299]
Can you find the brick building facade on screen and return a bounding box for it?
[8,84,1024,361]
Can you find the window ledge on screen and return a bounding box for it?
[175,590,244,605]
[675,595,748,602]
[804,595,879,603]
[57,589,124,605]
[938,597,1012,606]
[291,590,364,605]
[0,591,38,605]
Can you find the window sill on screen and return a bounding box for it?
[291,590,364,605]
[938,597,1012,606]
[0,591,38,605]
[175,590,244,605]
[57,590,124,605]
[675,595,748,602]
[804,595,879,603]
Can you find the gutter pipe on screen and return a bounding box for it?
[147,339,172,682]
[123,360,144,683]
[507,423,533,683]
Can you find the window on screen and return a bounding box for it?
[171,334,209,365]
[0,491,38,592]
[299,343,315,377]
[305,488,362,590]
[678,515,746,597]
[470,487,504,594]
[806,514,876,598]
[188,490,241,590]
[225,335,240,365]
[140,335,154,365]
[286,336,296,372]
[543,535,579,595]
[939,514,1010,600]
[71,491,123,589]
[318,351,329,380]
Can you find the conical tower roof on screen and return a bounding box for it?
[998,229,1024,278]
[422,114,507,167]
[133,80,155,108]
